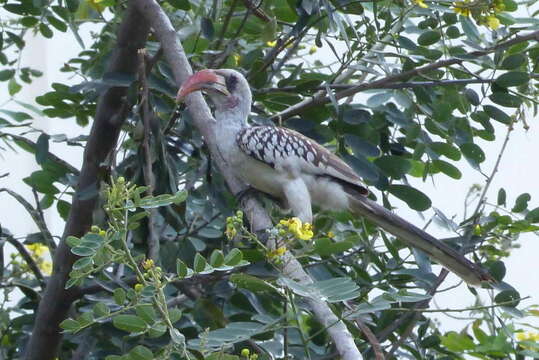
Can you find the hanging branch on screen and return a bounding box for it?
[132,1,364,358]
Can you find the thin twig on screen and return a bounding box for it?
[355,318,385,360]
[0,188,56,252]
[214,0,238,50]
[137,49,160,261]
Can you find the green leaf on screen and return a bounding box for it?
[136,304,156,324]
[374,155,411,179]
[314,237,354,256]
[8,78,22,96]
[388,185,432,211]
[483,105,511,124]
[71,246,96,256]
[441,331,475,352]
[113,288,126,305]
[525,207,539,223]
[495,72,530,88]
[512,193,530,212]
[501,54,526,69]
[230,273,279,293]
[93,302,110,317]
[46,15,68,32]
[72,257,92,270]
[489,92,522,108]
[193,253,208,273]
[176,259,190,278]
[201,17,214,40]
[59,318,81,332]
[166,0,190,10]
[128,345,153,360]
[432,159,462,179]
[112,315,147,333]
[497,188,506,206]
[35,133,49,165]
[417,31,441,46]
[494,289,520,307]
[429,142,461,161]
[460,143,485,167]
[224,248,243,266]
[39,24,53,38]
[0,109,32,122]
[463,88,480,106]
[0,69,15,81]
[344,134,380,157]
[209,249,225,267]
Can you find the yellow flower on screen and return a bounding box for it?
[486,15,500,29]
[225,224,237,240]
[134,283,143,292]
[327,231,335,238]
[453,2,471,16]
[517,331,539,342]
[233,54,241,66]
[26,243,49,257]
[309,46,317,55]
[266,40,277,47]
[142,259,154,270]
[280,218,314,240]
[40,261,52,275]
[413,0,429,8]
[241,348,250,357]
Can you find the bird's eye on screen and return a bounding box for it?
[225,74,238,92]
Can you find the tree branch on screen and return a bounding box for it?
[137,48,160,261]
[132,1,363,358]
[23,5,150,359]
[272,30,539,120]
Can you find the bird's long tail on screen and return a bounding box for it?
[345,190,493,286]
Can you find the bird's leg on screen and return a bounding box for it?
[282,178,312,223]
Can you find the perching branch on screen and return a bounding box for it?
[272,30,539,121]
[132,1,363,358]
[23,5,150,360]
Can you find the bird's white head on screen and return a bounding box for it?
[177,68,252,123]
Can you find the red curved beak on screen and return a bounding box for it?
[176,69,229,103]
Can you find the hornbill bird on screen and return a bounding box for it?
[177,68,492,286]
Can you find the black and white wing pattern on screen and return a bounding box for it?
[236,126,368,195]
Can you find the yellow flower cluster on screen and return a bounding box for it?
[268,246,287,259]
[142,258,154,270]
[413,0,429,8]
[25,243,52,275]
[225,211,243,240]
[279,217,314,240]
[452,0,503,30]
[517,331,539,342]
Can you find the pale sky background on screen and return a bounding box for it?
[1,9,538,338]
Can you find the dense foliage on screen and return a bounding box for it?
[1,0,539,359]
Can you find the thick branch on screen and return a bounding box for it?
[23,5,150,360]
[132,1,363,358]
[272,30,539,120]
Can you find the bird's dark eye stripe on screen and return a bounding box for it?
[226,75,238,92]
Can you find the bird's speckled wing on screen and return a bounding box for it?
[236,126,368,194]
